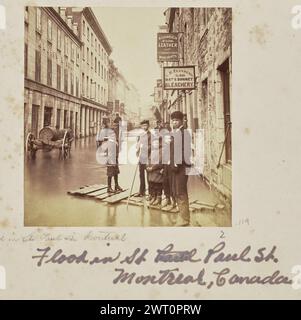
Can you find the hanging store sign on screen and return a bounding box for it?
[163,66,196,90]
[157,33,179,62]
[107,101,113,113]
[154,87,163,103]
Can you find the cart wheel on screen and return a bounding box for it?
[25,132,36,159]
[61,130,70,159]
[63,144,69,159]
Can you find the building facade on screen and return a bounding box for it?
[24,6,112,140]
[67,7,111,136]
[162,8,232,201]
[108,59,141,126]
[24,7,82,139]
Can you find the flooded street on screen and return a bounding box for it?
[25,136,231,227]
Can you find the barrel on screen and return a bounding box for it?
[39,126,66,142]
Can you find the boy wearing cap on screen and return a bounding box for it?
[169,111,192,226]
[136,119,151,197]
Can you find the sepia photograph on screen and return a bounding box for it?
[24,6,232,227]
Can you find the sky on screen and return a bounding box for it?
[93,7,165,114]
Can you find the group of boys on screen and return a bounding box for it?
[136,111,191,226]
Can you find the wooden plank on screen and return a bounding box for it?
[68,184,106,195]
[105,189,131,204]
[194,200,216,208]
[85,186,108,197]
[95,189,128,201]
[190,204,215,212]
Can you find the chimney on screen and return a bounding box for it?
[67,16,73,29]
[59,7,66,20]
[73,22,78,35]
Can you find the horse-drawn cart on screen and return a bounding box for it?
[25,126,74,159]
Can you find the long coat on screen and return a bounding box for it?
[169,127,191,197]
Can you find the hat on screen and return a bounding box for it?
[170,111,184,121]
[140,119,149,125]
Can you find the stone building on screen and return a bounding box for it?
[163,8,232,201]
[24,6,112,139]
[108,60,141,126]
[24,7,82,139]
[67,7,112,136]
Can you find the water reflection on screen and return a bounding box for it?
[25,136,230,227]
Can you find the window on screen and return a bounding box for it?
[90,79,93,98]
[44,107,52,127]
[82,73,85,96]
[91,33,93,46]
[87,27,89,41]
[64,110,68,128]
[36,8,42,32]
[95,39,97,48]
[87,48,89,64]
[104,67,106,80]
[86,76,89,97]
[47,19,52,41]
[82,20,85,35]
[35,49,41,82]
[57,64,61,90]
[56,109,61,128]
[91,52,93,69]
[71,72,74,95]
[98,44,100,55]
[76,47,80,65]
[57,29,61,50]
[101,65,103,79]
[31,105,39,137]
[101,87,103,103]
[71,42,75,61]
[24,43,28,78]
[64,68,68,93]
[218,58,231,163]
[82,46,85,61]
[47,56,52,86]
[76,77,79,97]
[70,111,74,130]
[101,48,103,60]
[64,36,68,56]
[75,47,79,65]
[98,85,100,102]
[104,89,106,103]
[95,58,97,73]
[98,61,100,76]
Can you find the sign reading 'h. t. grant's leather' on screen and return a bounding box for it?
[157,33,179,62]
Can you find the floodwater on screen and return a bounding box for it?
[24,136,231,227]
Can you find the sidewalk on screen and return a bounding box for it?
[187,175,232,227]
